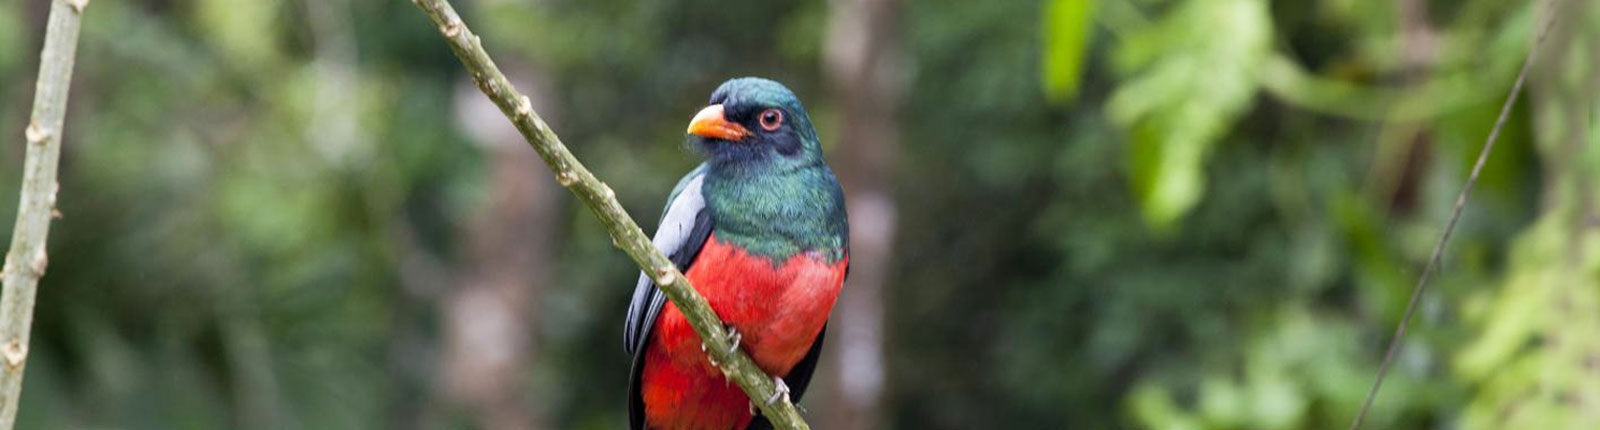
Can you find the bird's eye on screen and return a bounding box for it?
[758,109,784,131]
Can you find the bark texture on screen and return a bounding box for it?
[0,0,88,428]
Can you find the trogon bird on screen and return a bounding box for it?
[624,77,849,430]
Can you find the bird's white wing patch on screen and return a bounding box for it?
[623,170,707,354]
[651,173,705,256]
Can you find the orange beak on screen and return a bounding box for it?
[686,104,750,141]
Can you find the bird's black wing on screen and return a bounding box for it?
[626,165,713,430]
[745,325,827,430]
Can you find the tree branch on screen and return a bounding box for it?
[1345,1,1561,429]
[407,1,812,428]
[0,0,89,428]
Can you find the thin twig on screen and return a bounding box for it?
[1347,3,1559,429]
[406,1,812,428]
[0,0,89,428]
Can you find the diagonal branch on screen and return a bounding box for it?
[407,1,812,428]
[1346,1,1561,429]
[0,0,90,428]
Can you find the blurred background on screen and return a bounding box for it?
[1,0,1597,428]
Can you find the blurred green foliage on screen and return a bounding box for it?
[0,0,1595,429]
[1041,0,1096,103]
[1110,0,1270,229]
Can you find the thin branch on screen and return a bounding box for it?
[1346,2,1559,429]
[406,1,812,429]
[0,0,89,428]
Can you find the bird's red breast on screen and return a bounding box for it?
[640,233,848,430]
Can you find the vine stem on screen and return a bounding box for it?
[407,0,811,428]
[0,0,90,428]
[1346,1,1560,429]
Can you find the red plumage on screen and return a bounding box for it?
[640,234,848,429]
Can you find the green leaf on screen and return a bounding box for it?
[194,0,284,71]
[1040,0,1097,102]
[1127,383,1206,430]
[1107,0,1271,229]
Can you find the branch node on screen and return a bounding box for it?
[23,123,49,145]
[66,0,89,13]
[0,342,24,369]
[29,249,48,276]
[440,20,461,38]
[556,171,577,187]
[515,96,533,118]
[655,267,676,286]
[482,78,498,97]
[50,209,62,220]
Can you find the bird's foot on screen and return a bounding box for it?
[699,342,720,367]
[725,326,742,355]
[748,400,804,415]
[766,376,791,406]
[699,325,741,367]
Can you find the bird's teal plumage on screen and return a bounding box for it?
[703,164,847,262]
[695,78,848,263]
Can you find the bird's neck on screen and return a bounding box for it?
[703,163,848,264]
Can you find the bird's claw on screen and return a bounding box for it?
[725,326,742,355]
[766,376,791,406]
[700,325,741,367]
[699,342,721,367]
[748,399,804,415]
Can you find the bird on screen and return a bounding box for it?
[623,77,849,430]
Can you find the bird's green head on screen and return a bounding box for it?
[685,77,823,170]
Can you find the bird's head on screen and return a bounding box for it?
[686,77,822,169]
